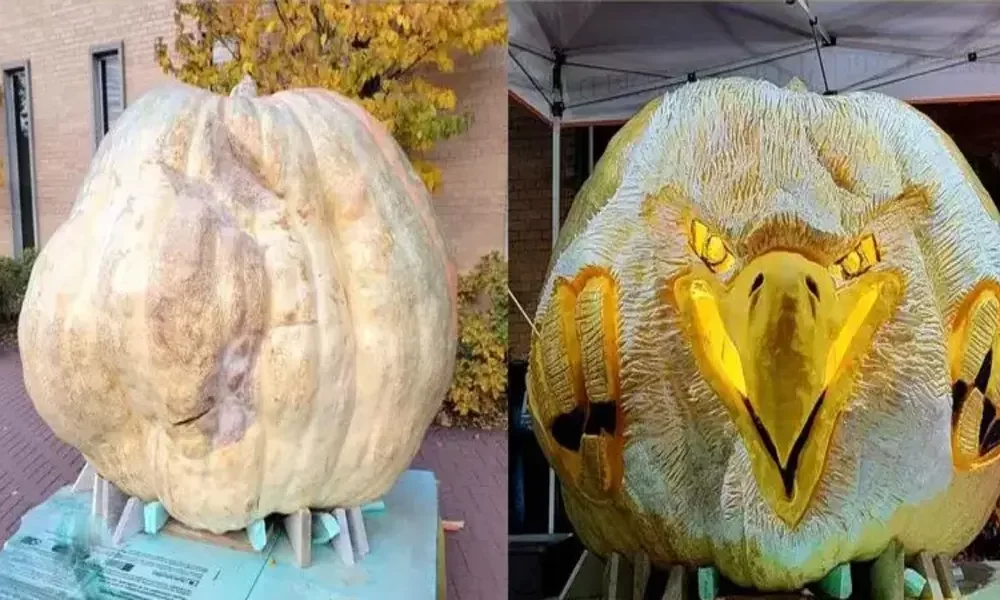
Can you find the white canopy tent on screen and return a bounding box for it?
[508,0,1000,536]
[510,1,1000,125]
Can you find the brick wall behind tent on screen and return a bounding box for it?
[507,98,584,360]
[916,102,1000,210]
[0,0,507,275]
[506,97,1000,360]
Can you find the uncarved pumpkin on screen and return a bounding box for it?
[18,81,458,534]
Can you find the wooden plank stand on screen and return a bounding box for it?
[558,550,691,600]
[555,548,969,599]
[78,461,379,569]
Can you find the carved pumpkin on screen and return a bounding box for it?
[528,77,1000,590]
[19,81,458,533]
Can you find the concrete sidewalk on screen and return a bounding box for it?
[0,350,506,599]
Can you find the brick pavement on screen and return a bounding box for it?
[0,349,507,600]
[412,426,508,600]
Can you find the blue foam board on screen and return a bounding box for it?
[0,469,439,600]
[249,469,439,599]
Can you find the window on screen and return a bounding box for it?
[91,43,125,149]
[3,62,37,254]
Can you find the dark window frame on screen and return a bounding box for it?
[90,41,126,152]
[2,60,39,257]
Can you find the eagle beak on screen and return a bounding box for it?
[675,251,901,526]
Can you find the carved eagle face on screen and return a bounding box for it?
[527,77,1000,589]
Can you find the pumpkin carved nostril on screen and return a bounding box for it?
[805,276,820,300]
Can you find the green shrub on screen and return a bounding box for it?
[0,247,37,322]
[443,251,508,424]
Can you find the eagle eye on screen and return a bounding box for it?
[831,234,880,279]
[689,219,735,274]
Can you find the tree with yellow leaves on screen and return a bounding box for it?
[154,0,506,192]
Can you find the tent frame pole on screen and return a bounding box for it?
[564,42,816,111]
[792,0,832,46]
[588,126,595,174]
[548,48,567,537]
[852,47,997,92]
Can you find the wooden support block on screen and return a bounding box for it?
[662,565,687,600]
[72,462,95,493]
[332,508,355,566]
[604,552,633,599]
[283,508,311,568]
[632,552,651,600]
[903,568,928,598]
[952,565,965,583]
[311,511,340,545]
[911,554,945,600]
[697,565,720,600]
[111,497,143,546]
[143,501,168,535]
[442,520,465,532]
[437,521,446,600]
[347,507,369,557]
[362,499,385,513]
[871,540,905,600]
[90,474,104,518]
[91,476,126,534]
[558,550,605,600]
[247,519,269,552]
[162,519,271,553]
[932,555,961,599]
[814,563,852,599]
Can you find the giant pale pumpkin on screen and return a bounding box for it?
[528,77,1000,590]
[18,80,458,534]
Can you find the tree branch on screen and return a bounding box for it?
[217,37,240,62]
[272,0,290,29]
[393,45,433,80]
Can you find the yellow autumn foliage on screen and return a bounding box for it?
[154,0,507,192]
[447,251,507,418]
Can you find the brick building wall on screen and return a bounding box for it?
[507,98,582,360]
[0,0,506,273]
[426,47,508,272]
[0,0,177,255]
[506,96,1000,360]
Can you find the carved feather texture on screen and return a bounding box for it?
[527,77,1000,590]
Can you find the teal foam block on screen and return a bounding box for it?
[311,512,340,545]
[0,470,438,600]
[697,565,720,599]
[815,563,853,599]
[143,500,168,534]
[248,469,439,599]
[903,567,927,598]
[247,519,268,551]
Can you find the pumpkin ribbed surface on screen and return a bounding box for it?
[19,83,457,533]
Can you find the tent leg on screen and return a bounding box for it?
[548,118,562,536]
[588,126,595,174]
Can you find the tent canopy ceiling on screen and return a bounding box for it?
[508,1,1000,126]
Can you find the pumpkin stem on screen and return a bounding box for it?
[230,75,258,98]
[786,77,809,93]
